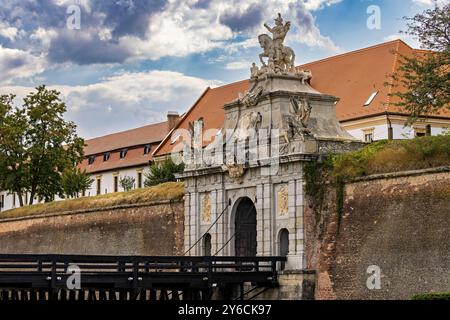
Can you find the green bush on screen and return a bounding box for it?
[411,292,450,300]
[332,136,450,181]
[144,158,185,187]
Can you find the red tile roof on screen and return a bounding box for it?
[153,40,449,157]
[84,121,169,156]
[79,143,158,174]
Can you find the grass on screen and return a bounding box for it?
[0,182,185,220]
[332,135,450,181]
[411,292,450,300]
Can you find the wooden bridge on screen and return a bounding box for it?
[0,254,286,301]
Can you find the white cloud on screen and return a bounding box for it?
[225,61,251,70]
[412,0,449,6]
[0,22,19,41]
[0,46,46,84]
[1,70,220,138]
[304,0,343,11]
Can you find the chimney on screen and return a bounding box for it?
[167,111,180,131]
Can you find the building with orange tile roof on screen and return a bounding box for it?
[153,40,450,159]
[1,40,449,212]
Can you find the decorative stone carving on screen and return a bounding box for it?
[202,193,211,223]
[251,13,313,83]
[233,111,262,141]
[283,97,312,144]
[221,163,245,183]
[277,186,289,216]
[238,86,264,108]
[260,13,294,73]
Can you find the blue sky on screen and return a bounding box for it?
[0,0,446,138]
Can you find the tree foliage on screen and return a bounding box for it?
[119,176,135,192]
[390,4,450,123]
[61,168,93,199]
[144,158,184,187]
[0,86,85,206]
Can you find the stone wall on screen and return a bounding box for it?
[306,168,450,300]
[0,200,184,256]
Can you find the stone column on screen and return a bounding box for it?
[256,184,264,256]
[263,183,273,255]
[184,192,191,254]
[286,177,305,270]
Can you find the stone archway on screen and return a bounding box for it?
[234,197,257,257]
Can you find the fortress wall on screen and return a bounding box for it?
[0,200,184,256]
[306,168,450,300]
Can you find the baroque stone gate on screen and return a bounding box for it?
[179,14,361,275]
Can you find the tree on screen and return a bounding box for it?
[61,168,93,199]
[119,176,135,192]
[144,158,185,187]
[390,4,450,123]
[0,86,85,206]
[0,95,29,207]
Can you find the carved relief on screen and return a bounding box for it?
[283,97,313,144]
[277,186,289,216]
[202,193,212,223]
[238,86,264,107]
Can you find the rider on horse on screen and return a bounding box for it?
[263,13,291,64]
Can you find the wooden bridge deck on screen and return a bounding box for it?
[0,254,286,301]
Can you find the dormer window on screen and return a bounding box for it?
[364,91,378,107]
[103,152,111,162]
[144,144,151,155]
[171,135,181,145]
[88,156,95,165]
[120,149,128,159]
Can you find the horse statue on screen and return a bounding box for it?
[258,34,296,72]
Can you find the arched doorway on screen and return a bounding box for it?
[279,229,289,270]
[203,233,212,256]
[234,197,257,257]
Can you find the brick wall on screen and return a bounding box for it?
[0,200,184,256]
[306,168,450,300]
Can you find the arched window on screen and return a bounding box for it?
[279,229,289,270]
[203,233,212,256]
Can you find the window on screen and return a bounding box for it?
[88,156,95,165]
[203,234,212,256]
[416,132,426,137]
[365,133,374,143]
[426,125,432,136]
[414,127,426,137]
[364,91,378,107]
[144,144,151,155]
[114,176,119,193]
[137,172,143,189]
[96,178,102,196]
[12,193,16,207]
[0,195,4,210]
[103,152,111,162]
[120,149,128,159]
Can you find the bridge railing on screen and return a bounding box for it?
[0,254,286,278]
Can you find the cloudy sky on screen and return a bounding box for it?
[0,0,447,138]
